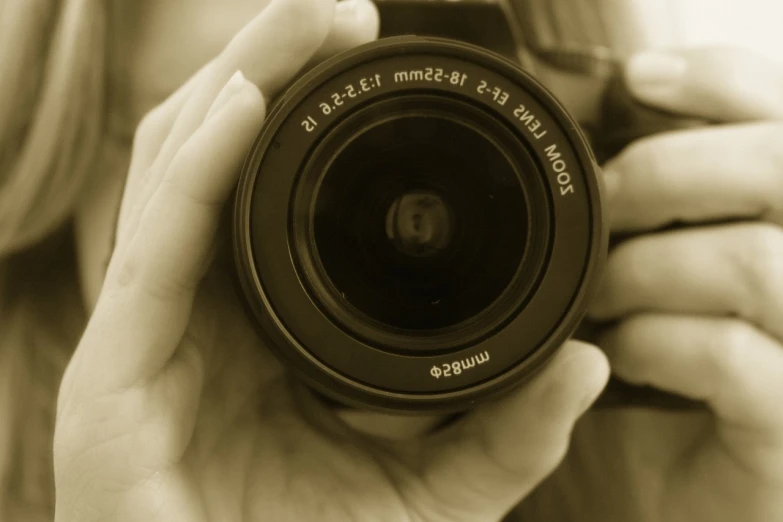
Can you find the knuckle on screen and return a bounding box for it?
[618,135,682,205]
[139,267,197,303]
[112,243,194,302]
[612,237,656,292]
[764,122,783,175]
[113,245,143,291]
[714,320,756,386]
[621,135,664,181]
[541,437,570,472]
[134,418,187,468]
[134,106,169,145]
[722,320,754,365]
[158,163,220,211]
[605,316,654,380]
[476,425,567,482]
[164,143,198,186]
[737,223,783,319]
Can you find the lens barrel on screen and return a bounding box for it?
[233,36,606,412]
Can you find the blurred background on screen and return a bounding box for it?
[376,0,783,62]
[677,0,783,62]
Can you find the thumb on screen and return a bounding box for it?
[415,341,609,522]
[624,46,783,122]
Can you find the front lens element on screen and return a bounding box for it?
[312,112,528,331]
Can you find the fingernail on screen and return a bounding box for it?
[205,70,248,121]
[627,51,687,89]
[336,0,360,13]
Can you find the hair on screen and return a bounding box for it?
[0,0,106,517]
[0,0,106,254]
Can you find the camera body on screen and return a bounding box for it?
[374,0,526,64]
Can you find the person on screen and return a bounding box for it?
[0,0,781,520]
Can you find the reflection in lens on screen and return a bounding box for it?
[385,190,454,258]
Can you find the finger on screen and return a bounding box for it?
[78,75,266,391]
[309,0,379,64]
[625,46,783,122]
[604,122,783,232]
[600,314,783,443]
[588,223,783,342]
[414,341,609,522]
[117,63,212,236]
[116,0,336,249]
[118,0,378,247]
[127,0,374,183]
[336,411,445,440]
[127,0,374,186]
[152,0,335,171]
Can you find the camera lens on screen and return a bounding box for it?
[233,37,606,412]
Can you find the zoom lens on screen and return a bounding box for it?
[233,37,606,412]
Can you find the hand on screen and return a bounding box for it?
[53,1,609,521]
[515,47,783,522]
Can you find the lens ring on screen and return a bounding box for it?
[233,36,606,412]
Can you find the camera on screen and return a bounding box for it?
[232,0,629,412]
